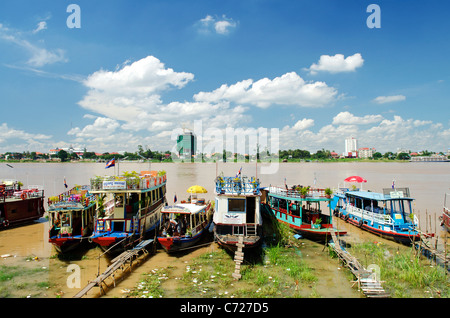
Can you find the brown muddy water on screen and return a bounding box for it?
[0,162,449,298]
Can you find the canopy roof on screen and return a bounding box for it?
[345,190,414,201]
[161,203,207,215]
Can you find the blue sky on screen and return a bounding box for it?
[0,0,449,155]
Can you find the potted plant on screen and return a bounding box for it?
[313,217,322,229]
[324,187,333,198]
[300,186,310,198]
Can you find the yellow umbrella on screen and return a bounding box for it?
[186,185,208,194]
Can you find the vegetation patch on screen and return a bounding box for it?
[347,242,449,298]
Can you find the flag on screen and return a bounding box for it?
[105,158,115,169]
[392,180,395,189]
[174,193,177,203]
[236,167,242,178]
[64,177,68,189]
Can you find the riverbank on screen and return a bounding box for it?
[123,221,449,299]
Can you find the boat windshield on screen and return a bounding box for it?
[387,199,413,219]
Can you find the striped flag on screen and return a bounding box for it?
[64,177,68,188]
[105,158,115,169]
[236,167,242,178]
[174,193,177,203]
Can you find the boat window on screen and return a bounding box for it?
[228,198,245,212]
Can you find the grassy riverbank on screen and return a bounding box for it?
[127,220,449,299]
[0,256,50,298]
[343,241,449,298]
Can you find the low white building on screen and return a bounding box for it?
[358,147,376,159]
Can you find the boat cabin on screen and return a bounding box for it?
[332,189,418,230]
[160,202,211,238]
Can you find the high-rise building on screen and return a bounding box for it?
[344,137,358,157]
[176,132,197,159]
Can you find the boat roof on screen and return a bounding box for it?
[342,190,414,201]
[161,203,207,215]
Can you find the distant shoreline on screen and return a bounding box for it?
[1,158,448,164]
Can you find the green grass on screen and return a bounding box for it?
[0,262,50,298]
[350,242,449,298]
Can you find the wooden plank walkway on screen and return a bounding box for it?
[73,239,154,298]
[232,236,244,280]
[329,231,390,298]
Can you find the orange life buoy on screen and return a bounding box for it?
[154,179,157,186]
[21,192,27,200]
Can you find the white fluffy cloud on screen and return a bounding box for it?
[306,53,364,75]
[194,72,338,108]
[332,111,383,125]
[0,123,53,152]
[72,56,251,152]
[279,112,449,153]
[292,118,315,131]
[372,95,406,104]
[197,15,237,35]
[0,23,67,67]
[32,21,47,34]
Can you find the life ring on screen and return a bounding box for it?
[2,220,9,227]
[358,219,363,227]
[21,192,27,200]
[147,179,150,188]
[85,198,89,206]
[344,214,349,221]
[154,179,157,186]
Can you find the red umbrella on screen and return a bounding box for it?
[344,176,367,183]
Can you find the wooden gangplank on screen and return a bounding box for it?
[329,231,390,298]
[232,236,244,280]
[73,239,154,298]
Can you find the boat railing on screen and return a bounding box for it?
[231,223,259,237]
[95,217,138,234]
[347,205,394,226]
[47,186,96,207]
[215,176,260,195]
[90,174,166,191]
[268,186,328,199]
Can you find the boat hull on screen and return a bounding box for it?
[214,233,262,252]
[0,196,45,228]
[341,213,422,245]
[49,236,88,253]
[264,204,345,243]
[158,220,212,253]
[441,211,450,233]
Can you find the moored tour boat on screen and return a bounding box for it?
[213,174,263,251]
[330,186,430,245]
[0,180,45,228]
[262,185,346,242]
[157,193,213,253]
[48,185,96,253]
[89,170,167,254]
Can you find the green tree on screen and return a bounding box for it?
[396,152,410,160]
[373,152,382,160]
[58,150,68,162]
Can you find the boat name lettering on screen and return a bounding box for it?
[102,181,127,190]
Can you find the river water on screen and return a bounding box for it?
[0,161,448,298]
